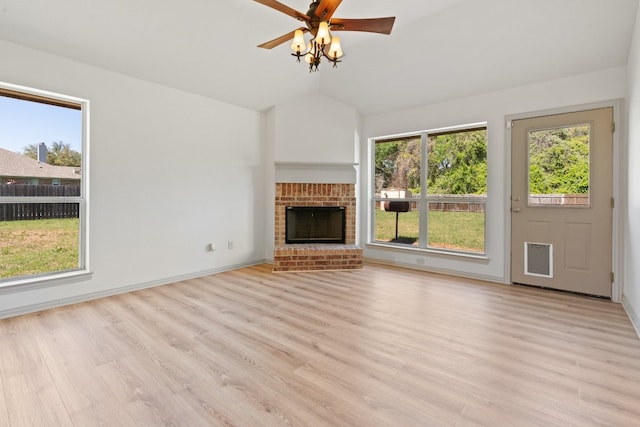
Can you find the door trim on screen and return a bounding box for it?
[504,99,623,302]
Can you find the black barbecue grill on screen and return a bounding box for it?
[383,200,410,240]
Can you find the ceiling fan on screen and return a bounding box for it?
[254,0,395,71]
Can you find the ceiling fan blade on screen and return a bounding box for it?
[330,17,396,35]
[257,28,308,49]
[254,0,310,22]
[314,0,342,21]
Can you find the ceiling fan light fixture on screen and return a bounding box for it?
[290,29,306,54]
[304,52,314,64]
[304,40,315,64]
[255,0,395,72]
[304,41,316,63]
[314,21,331,45]
[328,36,343,59]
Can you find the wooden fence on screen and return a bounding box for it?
[379,193,588,212]
[0,185,81,221]
[0,203,79,221]
[426,195,486,213]
[529,194,588,206]
[379,194,487,213]
[0,184,80,197]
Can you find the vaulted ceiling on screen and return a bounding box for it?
[0,0,637,116]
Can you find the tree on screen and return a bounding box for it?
[374,141,399,192]
[427,129,487,194]
[391,139,421,191]
[23,141,81,167]
[374,138,421,193]
[528,126,589,194]
[375,130,487,195]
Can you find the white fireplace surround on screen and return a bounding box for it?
[274,162,358,184]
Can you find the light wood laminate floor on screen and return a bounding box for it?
[1,263,639,426]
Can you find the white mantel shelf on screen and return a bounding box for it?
[274,162,359,184]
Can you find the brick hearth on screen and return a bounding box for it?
[273,183,362,272]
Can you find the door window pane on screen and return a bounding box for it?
[528,124,590,207]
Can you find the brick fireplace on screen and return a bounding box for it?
[273,182,363,272]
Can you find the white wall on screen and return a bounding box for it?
[624,6,640,335]
[0,41,265,317]
[273,93,359,163]
[361,67,627,283]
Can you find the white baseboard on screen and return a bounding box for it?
[622,296,640,340]
[363,257,503,284]
[0,259,268,320]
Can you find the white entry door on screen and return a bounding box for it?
[511,107,613,297]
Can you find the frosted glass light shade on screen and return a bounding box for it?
[290,29,306,53]
[314,21,331,45]
[304,40,316,63]
[328,36,343,58]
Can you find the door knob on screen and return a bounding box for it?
[512,207,521,213]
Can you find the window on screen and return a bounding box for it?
[528,124,590,207]
[0,83,89,285]
[371,124,487,254]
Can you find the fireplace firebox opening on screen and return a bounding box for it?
[285,206,346,244]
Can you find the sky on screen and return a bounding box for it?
[0,95,82,154]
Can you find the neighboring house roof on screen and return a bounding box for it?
[0,147,81,180]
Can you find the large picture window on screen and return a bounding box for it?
[371,124,487,254]
[0,84,89,285]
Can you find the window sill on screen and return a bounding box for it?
[365,242,489,262]
[0,270,93,294]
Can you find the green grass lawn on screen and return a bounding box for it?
[0,218,79,279]
[375,209,485,253]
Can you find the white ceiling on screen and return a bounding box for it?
[0,0,637,115]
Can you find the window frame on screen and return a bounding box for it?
[0,82,91,290]
[369,122,488,257]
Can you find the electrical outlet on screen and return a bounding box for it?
[227,240,234,250]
